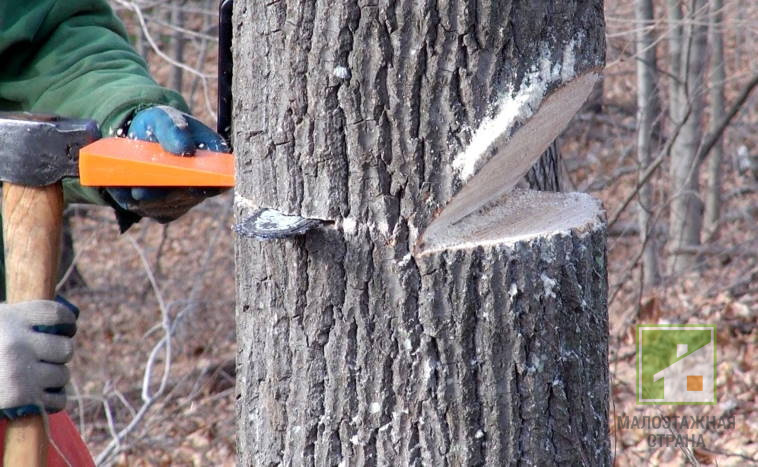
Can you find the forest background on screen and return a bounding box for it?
[57,0,756,464]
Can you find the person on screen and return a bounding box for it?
[0,0,228,462]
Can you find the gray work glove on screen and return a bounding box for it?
[0,300,77,418]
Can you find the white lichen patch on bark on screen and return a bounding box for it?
[509,282,519,298]
[333,66,351,79]
[234,193,259,211]
[397,253,412,267]
[540,273,557,298]
[560,40,579,82]
[341,217,358,234]
[417,190,604,256]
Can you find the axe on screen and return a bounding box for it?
[0,112,233,466]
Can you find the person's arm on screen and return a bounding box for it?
[0,1,187,134]
[0,1,211,230]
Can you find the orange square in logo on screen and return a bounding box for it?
[687,375,703,391]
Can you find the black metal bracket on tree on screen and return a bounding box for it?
[218,0,233,149]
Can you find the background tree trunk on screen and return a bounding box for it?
[666,0,709,273]
[704,0,726,237]
[170,1,186,93]
[635,0,661,286]
[524,140,562,192]
[233,1,608,465]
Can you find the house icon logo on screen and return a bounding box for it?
[637,325,717,404]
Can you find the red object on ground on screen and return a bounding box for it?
[0,412,94,466]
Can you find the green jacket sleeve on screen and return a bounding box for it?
[0,0,190,206]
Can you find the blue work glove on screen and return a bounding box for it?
[0,297,79,419]
[106,106,229,227]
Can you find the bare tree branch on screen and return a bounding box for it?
[697,73,758,164]
[112,0,218,121]
[608,105,691,230]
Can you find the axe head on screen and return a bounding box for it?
[0,112,101,186]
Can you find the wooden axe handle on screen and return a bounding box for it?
[2,183,64,467]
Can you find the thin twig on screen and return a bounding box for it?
[55,231,97,293]
[68,376,87,435]
[113,0,218,121]
[102,389,122,454]
[95,235,174,464]
[607,105,691,230]
[656,407,700,466]
[697,73,758,164]
[94,198,233,464]
[113,390,138,418]
[141,14,218,42]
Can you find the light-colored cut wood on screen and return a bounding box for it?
[2,182,63,467]
[421,72,600,249]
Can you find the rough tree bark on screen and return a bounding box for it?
[524,140,562,192]
[234,1,608,465]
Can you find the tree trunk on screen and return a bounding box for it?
[635,0,661,286]
[666,0,709,273]
[704,0,726,236]
[170,1,186,93]
[233,1,608,465]
[665,0,684,125]
[524,140,562,192]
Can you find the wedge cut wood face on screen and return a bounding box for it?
[418,71,600,254]
[79,137,235,187]
[419,189,604,255]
